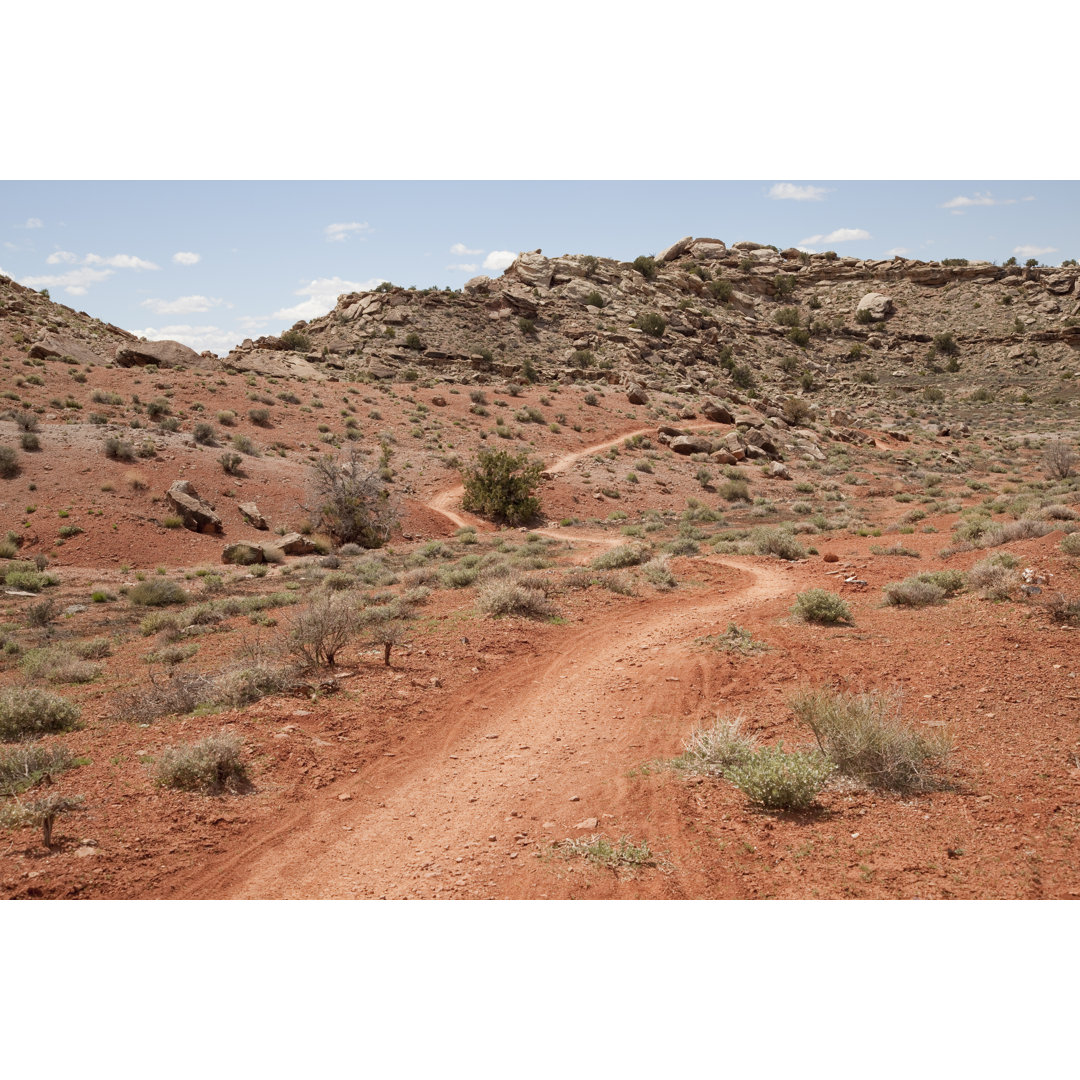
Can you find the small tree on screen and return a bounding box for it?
[307,447,397,548]
[369,618,408,666]
[289,592,358,668]
[461,448,543,525]
[1044,440,1077,480]
[0,792,84,849]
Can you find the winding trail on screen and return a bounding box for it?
[175,421,797,899]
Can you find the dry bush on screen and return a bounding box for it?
[753,528,807,561]
[673,717,758,776]
[19,646,101,684]
[791,589,852,625]
[477,578,558,619]
[0,686,81,741]
[1062,533,1080,557]
[965,556,1020,600]
[307,447,397,548]
[641,556,677,589]
[289,591,358,667]
[113,670,215,723]
[1042,592,1080,625]
[589,542,651,570]
[73,637,112,660]
[792,688,950,793]
[129,578,188,606]
[882,577,946,608]
[1043,440,1077,480]
[368,619,409,666]
[976,518,1055,548]
[155,733,251,795]
[0,744,78,795]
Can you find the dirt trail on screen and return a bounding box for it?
[173,420,793,899]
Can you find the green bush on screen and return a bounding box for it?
[708,278,733,302]
[589,542,651,570]
[641,556,677,589]
[753,528,806,561]
[932,332,959,356]
[583,291,604,308]
[792,589,851,624]
[882,577,946,608]
[726,744,834,810]
[129,578,188,606]
[792,687,950,793]
[103,436,136,462]
[404,332,423,351]
[632,312,666,337]
[461,448,543,525]
[775,307,801,328]
[719,478,751,502]
[0,446,21,478]
[0,686,81,741]
[632,255,657,281]
[477,578,557,619]
[155,733,251,794]
[854,307,875,325]
[1061,533,1080,556]
[279,329,310,352]
[0,743,80,796]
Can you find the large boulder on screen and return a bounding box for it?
[166,481,223,534]
[856,293,894,321]
[670,435,714,455]
[657,236,693,263]
[690,239,727,261]
[273,532,318,556]
[28,333,104,366]
[626,384,649,405]
[222,542,265,565]
[116,339,204,368]
[561,278,608,305]
[701,399,735,424]
[509,251,552,289]
[463,275,493,295]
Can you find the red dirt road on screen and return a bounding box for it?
[174,557,791,898]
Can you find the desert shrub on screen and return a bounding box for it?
[781,397,812,425]
[368,618,409,665]
[632,312,666,337]
[461,448,542,526]
[214,662,295,707]
[663,536,700,557]
[289,592,358,667]
[1061,533,1080,556]
[932,332,959,356]
[882,577,946,608]
[719,478,751,502]
[673,717,758,776]
[775,306,801,328]
[700,623,768,655]
[726,744,834,811]
[0,686,80,741]
[792,589,852,624]
[192,421,217,445]
[218,452,244,475]
[773,274,796,299]
[753,528,807,561]
[113,671,214,723]
[583,291,604,308]
[10,409,39,433]
[965,557,1019,600]
[792,687,950,793]
[589,542,651,570]
[632,255,657,281]
[477,578,557,619]
[641,556,677,589]
[307,448,398,548]
[708,278,733,302]
[0,791,84,848]
[854,307,875,325]
[248,407,271,427]
[24,597,60,627]
[0,446,21,479]
[20,431,40,451]
[103,436,136,462]
[0,743,79,796]
[977,517,1055,548]
[1043,441,1077,480]
[156,734,251,795]
[232,433,258,456]
[19,646,101,684]
[788,327,811,348]
[552,834,654,871]
[129,578,187,606]
[279,329,310,352]
[915,569,965,596]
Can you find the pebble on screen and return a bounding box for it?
[569,795,580,802]
[338,794,352,801]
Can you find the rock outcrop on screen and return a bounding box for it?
[166,481,223,534]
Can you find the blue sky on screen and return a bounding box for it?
[3,180,1076,357]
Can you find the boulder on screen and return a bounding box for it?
[509,252,552,289]
[430,395,447,407]
[273,532,318,556]
[709,450,738,465]
[238,501,268,530]
[627,384,649,405]
[856,293,894,321]
[116,339,204,368]
[1045,274,1075,296]
[657,236,693,263]
[464,275,493,295]
[701,399,735,424]
[657,425,686,438]
[28,333,103,366]
[222,542,265,565]
[670,435,714,455]
[690,239,727,261]
[561,278,608,304]
[767,461,791,480]
[166,480,223,534]
[731,241,765,251]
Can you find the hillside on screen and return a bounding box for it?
[0,240,1078,901]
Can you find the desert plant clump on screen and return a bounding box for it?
[632,255,657,281]
[792,589,852,625]
[673,717,759,776]
[307,447,398,548]
[129,578,188,606]
[753,528,807,561]
[103,436,136,462]
[698,623,769,655]
[477,577,557,619]
[0,446,22,479]
[725,744,834,811]
[640,555,677,589]
[0,743,80,796]
[1061,533,1080,557]
[19,646,101,684]
[0,686,81,742]
[155,733,251,795]
[632,312,666,337]
[792,687,950,794]
[289,591,358,667]
[1042,440,1077,480]
[965,555,1020,600]
[460,448,543,526]
[112,670,215,723]
[552,834,654,871]
[589,542,651,570]
[882,577,946,608]
[0,791,84,848]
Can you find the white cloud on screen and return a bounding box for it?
[141,295,225,315]
[483,250,516,272]
[272,275,386,323]
[446,262,478,274]
[798,227,871,247]
[84,253,158,270]
[21,267,114,296]
[172,251,201,265]
[324,221,371,243]
[940,192,1015,209]
[16,217,44,229]
[130,324,238,356]
[451,242,483,255]
[1021,195,1036,202]
[1013,244,1057,258]
[46,250,78,264]
[768,182,829,201]
[885,246,910,257]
